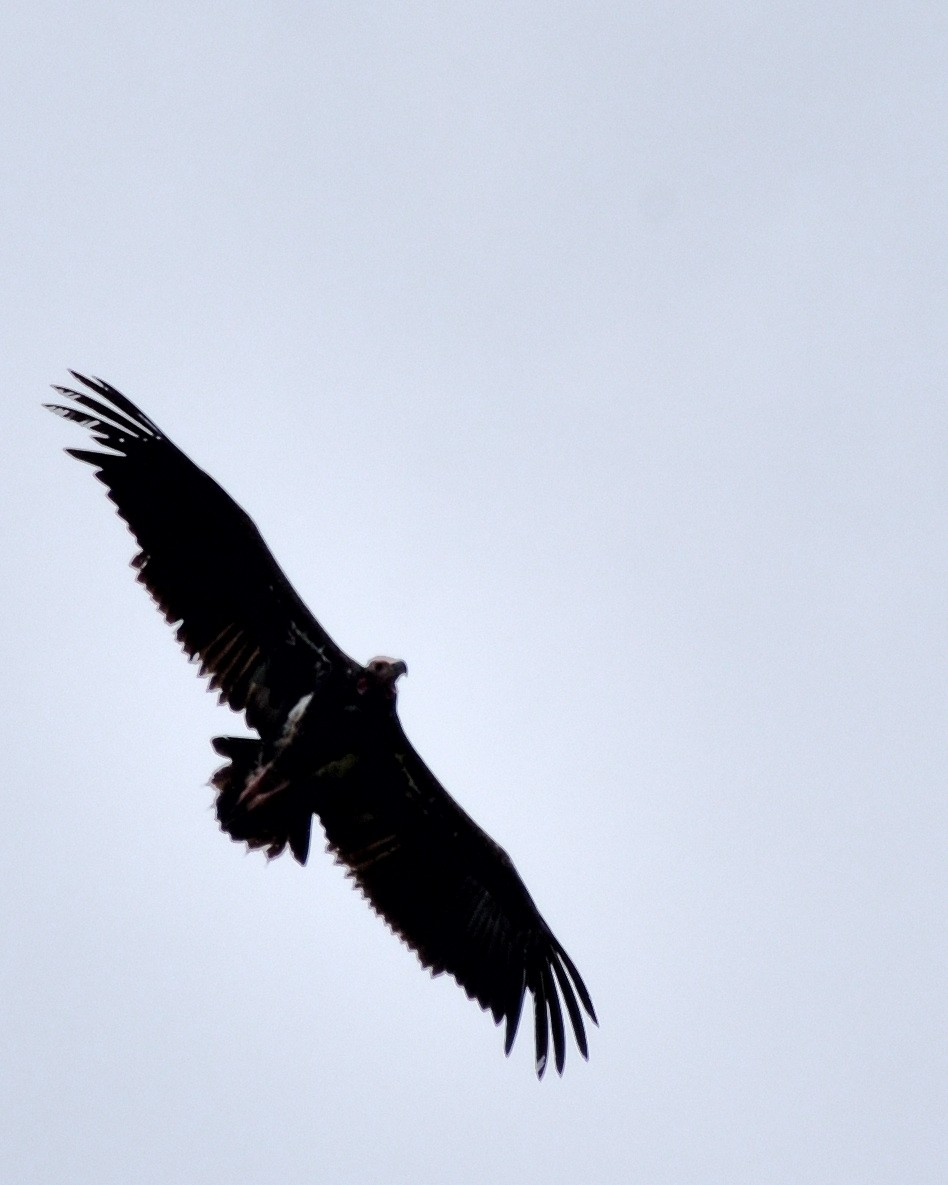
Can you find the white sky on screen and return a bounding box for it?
[2,3,945,1182]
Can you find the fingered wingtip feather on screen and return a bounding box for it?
[549,952,589,1059]
[552,939,597,1024]
[68,370,108,392]
[540,962,566,1076]
[533,973,549,1081]
[503,971,526,1056]
[53,372,164,438]
[64,448,111,466]
[45,402,76,419]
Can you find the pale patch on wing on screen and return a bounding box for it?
[286,692,313,730]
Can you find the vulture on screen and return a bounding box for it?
[47,372,596,1077]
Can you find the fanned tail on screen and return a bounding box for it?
[211,735,312,864]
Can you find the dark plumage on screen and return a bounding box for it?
[47,372,596,1077]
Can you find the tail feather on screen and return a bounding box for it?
[211,735,313,864]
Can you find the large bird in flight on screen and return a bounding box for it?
[47,373,596,1077]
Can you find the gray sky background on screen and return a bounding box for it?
[2,3,945,1182]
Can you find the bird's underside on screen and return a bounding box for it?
[47,372,597,1077]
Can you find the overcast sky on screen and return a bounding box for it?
[2,3,945,1183]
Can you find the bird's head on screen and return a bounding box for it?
[358,656,408,700]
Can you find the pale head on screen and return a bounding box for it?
[358,656,408,699]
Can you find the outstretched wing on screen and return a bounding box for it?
[47,373,356,735]
[315,720,597,1078]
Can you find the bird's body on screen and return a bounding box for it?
[47,373,596,1077]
